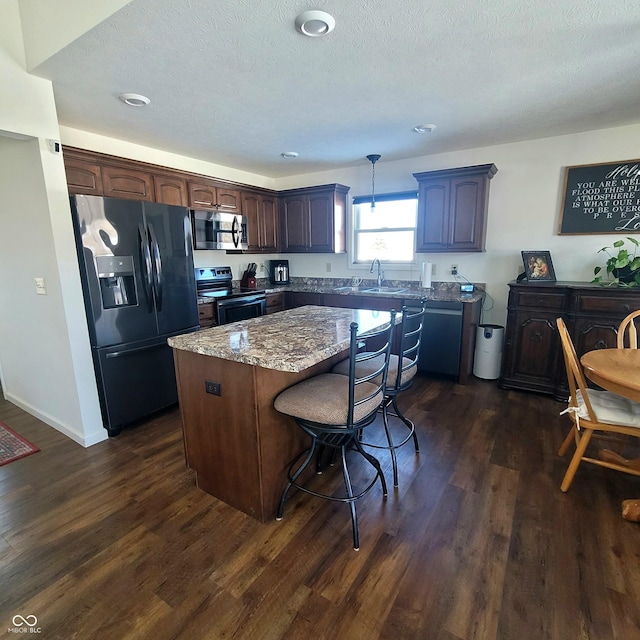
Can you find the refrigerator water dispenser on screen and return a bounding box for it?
[96,255,137,308]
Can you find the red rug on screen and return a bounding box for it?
[0,421,40,467]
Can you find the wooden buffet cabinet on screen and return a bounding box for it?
[499,281,640,400]
[63,146,349,255]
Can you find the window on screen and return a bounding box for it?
[352,191,417,263]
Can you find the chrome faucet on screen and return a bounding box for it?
[370,258,384,287]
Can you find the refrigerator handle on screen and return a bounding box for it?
[138,223,154,311]
[148,222,163,311]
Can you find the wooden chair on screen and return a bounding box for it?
[556,317,640,491]
[332,301,427,487]
[617,309,640,348]
[274,312,396,550]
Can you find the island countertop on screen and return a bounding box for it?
[167,305,395,373]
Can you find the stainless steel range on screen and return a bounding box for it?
[195,266,266,325]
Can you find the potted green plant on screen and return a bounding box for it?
[593,236,640,286]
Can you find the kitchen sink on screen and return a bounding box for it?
[361,287,407,294]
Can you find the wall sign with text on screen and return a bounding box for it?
[559,159,640,234]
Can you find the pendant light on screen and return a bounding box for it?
[367,154,381,210]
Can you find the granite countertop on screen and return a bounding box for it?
[195,277,484,305]
[168,305,398,372]
[262,284,483,304]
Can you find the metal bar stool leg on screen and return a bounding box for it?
[392,395,419,452]
[381,399,400,487]
[276,436,318,520]
[352,436,388,497]
[339,443,359,550]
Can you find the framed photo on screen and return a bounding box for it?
[521,251,556,282]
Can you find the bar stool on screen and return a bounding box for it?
[332,301,427,487]
[274,312,396,550]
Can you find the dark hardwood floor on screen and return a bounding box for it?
[1,376,639,639]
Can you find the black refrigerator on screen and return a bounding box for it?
[70,195,199,436]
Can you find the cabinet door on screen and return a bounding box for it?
[65,158,103,195]
[216,187,241,212]
[501,310,560,394]
[265,292,285,314]
[242,192,262,252]
[259,195,279,252]
[448,176,486,251]
[280,195,309,251]
[242,193,279,253]
[572,317,620,354]
[154,175,187,206]
[198,302,215,328]
[308,193,333,252]
[102,166,154,201]
[415,181,449,252]
[188,180,217,209]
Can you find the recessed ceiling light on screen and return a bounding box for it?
[119,93,150,107]
[295,10,335,37]
[281,151,299,159]
[413,124,437,134]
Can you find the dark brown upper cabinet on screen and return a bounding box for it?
[187,179,241,212]
[102,165,154,201]
[242,191,279,253]
[279,184,349,253]
[414,164,497,253]
[153,174,188,206]
[64,158,104,196]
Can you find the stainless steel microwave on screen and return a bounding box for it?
[191,210,248,250]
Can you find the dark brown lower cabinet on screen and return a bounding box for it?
[499,281,640,400]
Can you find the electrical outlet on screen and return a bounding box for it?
[431,264,436,276]
[451,264,458,276]
[205,380,221,396]
[259,263,265,273]
[326,262,332,273]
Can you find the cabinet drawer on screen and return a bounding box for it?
[198,302,213,327]
[574,294,640,315]
[266,292,285,314]
[513,290,565,310]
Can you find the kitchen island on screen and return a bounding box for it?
[168,305,397,521]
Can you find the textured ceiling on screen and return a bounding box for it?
[33,0,640,178]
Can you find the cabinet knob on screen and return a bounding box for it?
[595,339,608,350]
[531,332,543,342]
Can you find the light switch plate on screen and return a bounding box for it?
[34,277,46,295]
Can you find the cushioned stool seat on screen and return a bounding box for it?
[331,301,427,487]
[274,315,396,550]
[274,373,382,425]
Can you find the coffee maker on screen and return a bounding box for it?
[270,259,290,285]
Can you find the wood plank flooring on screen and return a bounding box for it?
[1,376,639,639]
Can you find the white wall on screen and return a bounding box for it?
[0,0,105,446]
